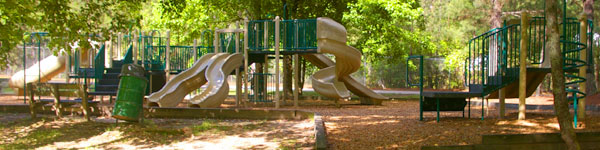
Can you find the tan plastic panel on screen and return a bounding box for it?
[147,53,220,107]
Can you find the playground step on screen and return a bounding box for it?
[98,79,119,85]
[105,68,122,73]
[102,73,121,79]
[89,91,117,96]
[96,85,118,91]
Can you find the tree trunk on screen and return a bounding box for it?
[490,0,503,28]
[546,0,581,149]
[583,0,597,95]
[299,58,306,95]
[283,55,293,102]
[581,0,595,123]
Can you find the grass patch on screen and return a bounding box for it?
[0,129,63,149]
[192,120,232,134]
[242,120,267,131]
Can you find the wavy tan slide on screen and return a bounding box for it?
[9,54,67,93]
[309,17,388,101]
[147,53,221,107]
[189,53,243,107]
[303,54,388,100]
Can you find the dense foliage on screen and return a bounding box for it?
[1,0,599,89]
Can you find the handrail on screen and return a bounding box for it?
[466,23,521,95]
[248,19,318,51]
[94,45,106,87]
[406,55,424,121]
[123,45,133,64]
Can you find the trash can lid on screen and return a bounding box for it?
[120,64,147,79]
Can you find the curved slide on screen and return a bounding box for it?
[303,54,388,100]
[189,53,243,107]
[309,17,388,101]
[9,54,67,91]
[147,53,221,107]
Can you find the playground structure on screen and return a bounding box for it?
[407,1,594,127]
[8,14,389,120]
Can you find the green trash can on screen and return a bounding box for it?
[112,64,148,122]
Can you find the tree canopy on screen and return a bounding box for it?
[1,0,598,88]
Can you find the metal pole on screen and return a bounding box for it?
[274,16,281,108]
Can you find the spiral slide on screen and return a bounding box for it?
[9,54,67,92]
[309,17,388,101]
[189,53,243,107]
[147,53,221,107]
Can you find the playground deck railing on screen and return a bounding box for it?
[94,45,105,87]
[248,73,274,102]
[248,19,318,53]
[466,23,521,95]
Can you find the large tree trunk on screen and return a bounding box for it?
[283,55,293,102]
[490,0,503,28]
[584,0,597,94]
[581,0,596,123]
[547,0,581,149]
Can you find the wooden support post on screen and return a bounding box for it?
[133,31,138,65]
[274,16,281,108]
[141,31,145,69]
[518,12,530,120]
[27,83,36,118]
[80,84,90,121]
[294,54,299,108]
[578,17,588,121]
[215,28,220,53]
[166,30,171,80]
[117,32,122,59]
[235,22,242,107]
[52,84,63,118]
[193,39,198,61]
[244,19,249,106]
[499,88,505,119]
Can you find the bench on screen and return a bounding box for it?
[27,82,94,120]
[422,91,482,122]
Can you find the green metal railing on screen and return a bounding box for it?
[248,20,277,52]
[217,32,237,53]
[407,55,424,120]
[281,19,318,51]
[527,17,546,64]
[168,46,195,73]
[248,19,318,53]
[560,15,590,127]
[466,24,521,95]
[123,45,133,64]
[249,73,274,102]
[94,45,106,88]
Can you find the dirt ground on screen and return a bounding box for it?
[274,99,600,150]
[0,114,314,150]
[2,94,600,149]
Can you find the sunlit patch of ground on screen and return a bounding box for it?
[0,115,314,149]
[273,99,600,150]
